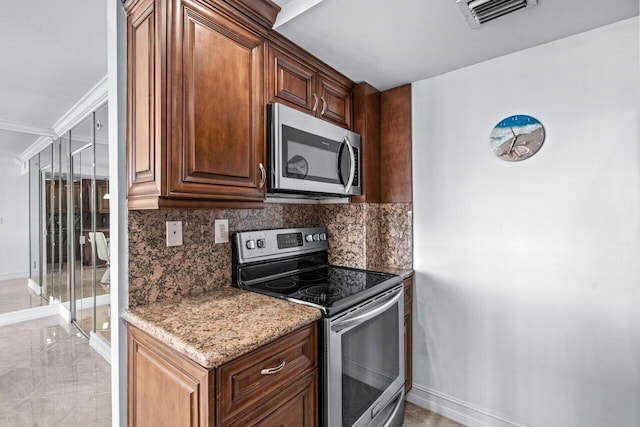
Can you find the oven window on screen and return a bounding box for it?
[282,125,342,184]
[341,304,399,427]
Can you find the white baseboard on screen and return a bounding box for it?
[59,292,111,323]
[0,303,60,327]
[90,331,111,364]
[59,303,72,323]
[0,291,110,327]
[0,272,29,281]
[406,384,532,427]
[27,278,42,295]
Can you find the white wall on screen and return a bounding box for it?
[411,17,639,427]
[0,159,30,280]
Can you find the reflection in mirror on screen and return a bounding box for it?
[21,102,110,343]
[28,155,41,293]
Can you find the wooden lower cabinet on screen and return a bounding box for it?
[128,325,213,426]
[229,372,316,426]
[128,323,318,427]
[403,276,413,394]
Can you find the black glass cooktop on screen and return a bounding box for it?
[245,266,401,316]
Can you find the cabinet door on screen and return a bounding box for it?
[127,0,161,202]
[128,326,213,427]
[268,44,317,114]
[168,0,265,201]
[317,74,352,129]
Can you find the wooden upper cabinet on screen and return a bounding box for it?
[169,0,265,201]
[126,0,279,209]
[317,73,352,129]
[351,82,381,203]
[380,84,412,203]
[267,44,317,112]
[127,0,159,203]
[267,35,354,129]
[351,82,412,204]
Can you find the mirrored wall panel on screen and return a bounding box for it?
[26,102,110,342]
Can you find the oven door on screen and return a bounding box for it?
[269,102,361,197]
[325,285,405,427]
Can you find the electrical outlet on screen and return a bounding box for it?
[166,221,183,247]
[215,219,229,243]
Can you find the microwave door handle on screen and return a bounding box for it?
[342,136,356,194]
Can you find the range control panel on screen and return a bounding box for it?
[234,227,328,263]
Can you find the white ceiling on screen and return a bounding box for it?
[0,0,107,162]
[1,0,636,162]
[273,0,639,90]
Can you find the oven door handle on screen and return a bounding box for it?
[339,136,356,194]
[380,387,404,426]
[331,287,402,333]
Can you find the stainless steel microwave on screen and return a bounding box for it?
[267,103,362,198]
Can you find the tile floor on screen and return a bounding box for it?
[403,402,463,426]
[77,305,111,342]
[0,264,109,315]
[0,277,47,315]
[0,315,111,426]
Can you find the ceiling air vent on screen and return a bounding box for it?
[456,0,538,29]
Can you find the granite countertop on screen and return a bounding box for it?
[124,287,322,369]
[374,267,414,280]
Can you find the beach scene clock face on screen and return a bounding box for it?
[490,115,545,162]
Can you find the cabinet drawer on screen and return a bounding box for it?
[217,323,317,424]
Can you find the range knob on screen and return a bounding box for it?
[313,234,320,241]
[245,240,255,249]
[305,234,313,242]
[257,238,266,248]
[320,233,327,241]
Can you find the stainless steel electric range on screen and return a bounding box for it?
[233,227,405,427]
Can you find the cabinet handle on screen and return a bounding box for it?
[259,163,266,189]
[312,93,318,112]
[320,96,327,116]
[261,359,286,375]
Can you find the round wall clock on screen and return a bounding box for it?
[489,115,545,162]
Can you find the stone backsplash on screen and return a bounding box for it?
[369,203,413,270]
[129,202,412,307]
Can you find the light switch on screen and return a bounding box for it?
[166,221,183,247]
[215,219,229,243]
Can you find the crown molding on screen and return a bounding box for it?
[0,119,57,138]
[273,0,323,28]
[52,74,108,135]
[18,135,53,168]
[17,75,108,166]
